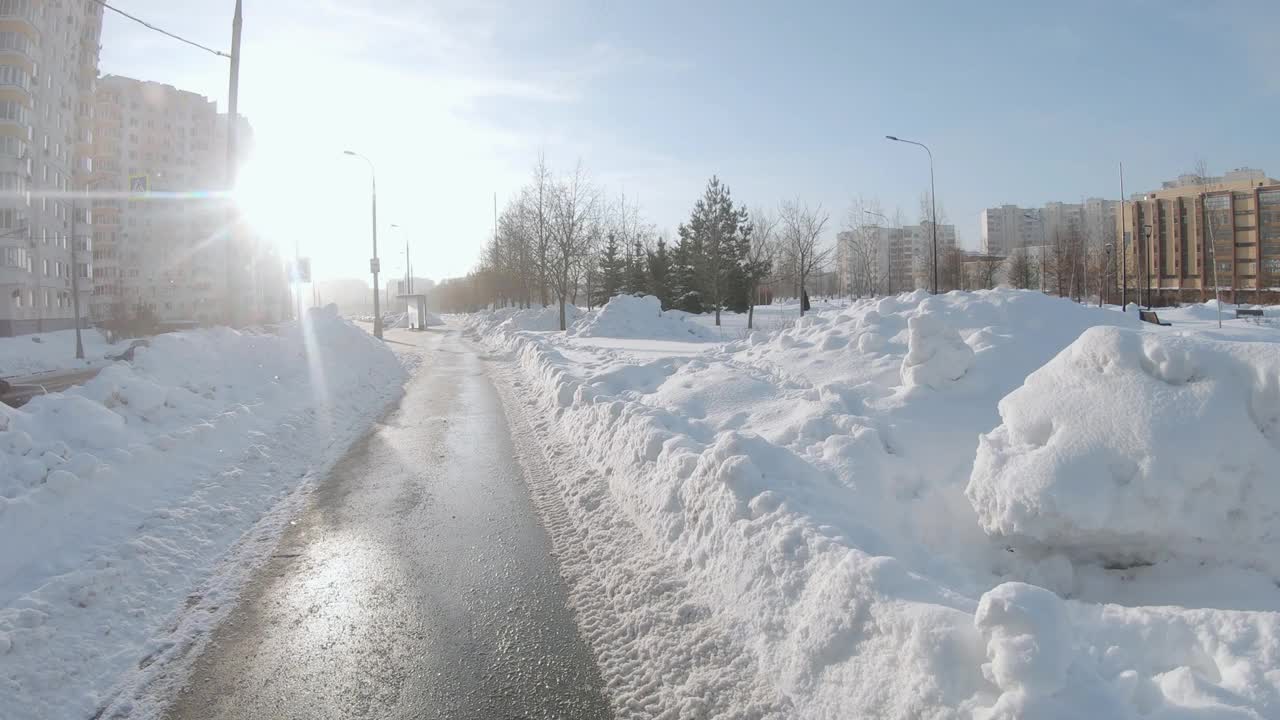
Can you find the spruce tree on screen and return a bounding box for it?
[677,176,749,324]
[627,240,648,296]
[647,238,673,309]
[670,236,703,313]
[594,231,626,306]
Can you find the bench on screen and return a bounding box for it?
[1235,308,1264,319]
[1139,310,1171,326]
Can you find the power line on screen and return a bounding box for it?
[88,0,231,59]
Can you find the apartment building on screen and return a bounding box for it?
[1083,197,1118,252]
[836,226,899,296]
[981,199,1117,258]
[0,0,103,336]
[90,75,286,326]
[905,220,957,288]
[836,220,956,295]
[1120,171,1280,305]
[980,205,1043,256]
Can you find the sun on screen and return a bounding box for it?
[233,147,349,266]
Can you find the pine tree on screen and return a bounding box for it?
[724,219,753,313]
[670,235,703,313]
[594,231,626,306]
[677,176,749,325]
[626,240,648,296]
[647,238,673,308]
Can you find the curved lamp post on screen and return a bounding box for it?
[343,150,381,338]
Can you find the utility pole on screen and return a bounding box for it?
[224,0,243,327]
[1119,162,1127,310]
[344,151,380,338]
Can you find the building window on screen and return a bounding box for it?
[0,171,24,192]
[2,246,24,268]
[0,31,29,54]
[0,99,28,124]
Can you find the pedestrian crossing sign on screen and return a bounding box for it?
[129,175,148,193]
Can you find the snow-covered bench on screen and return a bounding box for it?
[1138,310,1171,326]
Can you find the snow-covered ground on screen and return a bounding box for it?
[0,306,408,720]
[0,328,123,378]
[468,290,1280,719]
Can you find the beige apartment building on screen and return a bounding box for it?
[0,0,103,336]
[90,75,286,326]
[1119,170,1280,305]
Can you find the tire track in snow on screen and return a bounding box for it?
[489,351,793,720]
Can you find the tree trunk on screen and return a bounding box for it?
[747,294,755,330]
[558,297,567,331]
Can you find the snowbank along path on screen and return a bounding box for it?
[0,307,409,720]
[468,291,1280,720]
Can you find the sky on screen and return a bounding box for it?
[99,0,1280,284]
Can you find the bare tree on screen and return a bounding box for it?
[914,192,949,292]
[548,162,600,330]
[842,197,885,298]
[529,154,555,307]
[940,245,964,292]
[1007,248,1038,290]
[1195,157,1225,320]
[974,253,1002,290]
[779,199,831,316]
[745,207,778,329]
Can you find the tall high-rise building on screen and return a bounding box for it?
[90,75,286,326]
[980,205,1043,256]
[0,0,104,336]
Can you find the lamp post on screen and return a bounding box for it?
[344,150,381,339]
[1142,223,1152,308]
[1102,243,1113,308]
[390,222,412,294]
[886,135,937,294]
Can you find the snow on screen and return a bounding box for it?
[572,294,717,340]
[969,326,1280,573]
[467,290,1280,719]
[0,328,121,377]
[0,306,407,720]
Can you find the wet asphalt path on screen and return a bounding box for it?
[161,327,611,720]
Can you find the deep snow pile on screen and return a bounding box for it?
[468,289,1280,719]
[0,306,406,720]
[0,328,119,377]
[571,294,716,340]
[970,326,1280,571]
[485,303,583,332]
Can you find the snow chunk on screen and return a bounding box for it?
[975,582,1072,702]
[968,326,1280,569]
[900,304,975,389]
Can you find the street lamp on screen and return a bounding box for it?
[864,209,893,295]
[886,135,938,294]
[1146,221,1157,304]
[343,150,381,339]
[390,223,412,295]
